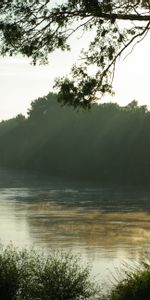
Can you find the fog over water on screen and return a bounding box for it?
[0,169,150,284]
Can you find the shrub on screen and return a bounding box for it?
[106,261,150,300]
[0,245,19,300]
[0,244,99,300]
[2,244,150,300]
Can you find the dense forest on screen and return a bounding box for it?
[0,93,150,185]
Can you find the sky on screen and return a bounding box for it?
[0,31,149,121]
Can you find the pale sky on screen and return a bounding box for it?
[0,32,149,121]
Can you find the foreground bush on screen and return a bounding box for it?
[1,244,150,300]
[0,245,99,300]
[106,261,150,300]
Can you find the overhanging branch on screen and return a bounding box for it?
[50,10,150,22]
[98,12,150,21]
[100,20,150,81]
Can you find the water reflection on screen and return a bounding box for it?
[0,169,150,281]
[25,202,150,249]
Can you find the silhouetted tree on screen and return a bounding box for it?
[0,1,149,107]
[0,94,150,184]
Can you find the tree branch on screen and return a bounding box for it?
[101,20,150,82]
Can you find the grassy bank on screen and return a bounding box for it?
[0,245,150,300]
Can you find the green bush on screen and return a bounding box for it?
[1,244,150,300]
[0,245,19,300]
[106,261,150,300]
[0,244,98,300]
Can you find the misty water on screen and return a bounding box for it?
[0,169,150,285]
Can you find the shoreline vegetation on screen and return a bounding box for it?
[0,244,150,300]
[0,93,150,185]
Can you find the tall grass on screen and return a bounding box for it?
[105,260,150,300]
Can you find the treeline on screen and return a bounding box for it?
[0,93,150,185]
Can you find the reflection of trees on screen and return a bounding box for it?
[24,202,150,253]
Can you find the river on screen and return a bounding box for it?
[0,168,150,286]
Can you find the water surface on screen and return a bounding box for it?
[0,169,150,284]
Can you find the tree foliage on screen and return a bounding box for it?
[0,0,150,108]
[0,93,150,185]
